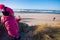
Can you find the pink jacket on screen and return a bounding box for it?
[1,7,21,38]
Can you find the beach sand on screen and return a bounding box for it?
[0,13,60,25]
[15,13,60,25]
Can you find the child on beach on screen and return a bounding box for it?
[0,4,21,40]
[53,17,56,21]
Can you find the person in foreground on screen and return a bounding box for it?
[0,4,21,40]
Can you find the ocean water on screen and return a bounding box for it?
[14,10,60,14]
[0,10,60,14]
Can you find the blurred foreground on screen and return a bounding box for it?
[0,16,60,40]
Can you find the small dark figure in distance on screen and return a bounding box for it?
[53,17,56,21]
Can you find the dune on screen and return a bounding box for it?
[32,23,60,40]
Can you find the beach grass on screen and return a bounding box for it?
[32,23,60,40]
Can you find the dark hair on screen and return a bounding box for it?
[2,7,9,16]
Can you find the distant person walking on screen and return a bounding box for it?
[53,17,56,21]
[0,4,21,40]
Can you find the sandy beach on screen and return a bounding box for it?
[0,13,60,25]
[14,13,60,25]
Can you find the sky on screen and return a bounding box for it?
[0,0,60,10]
